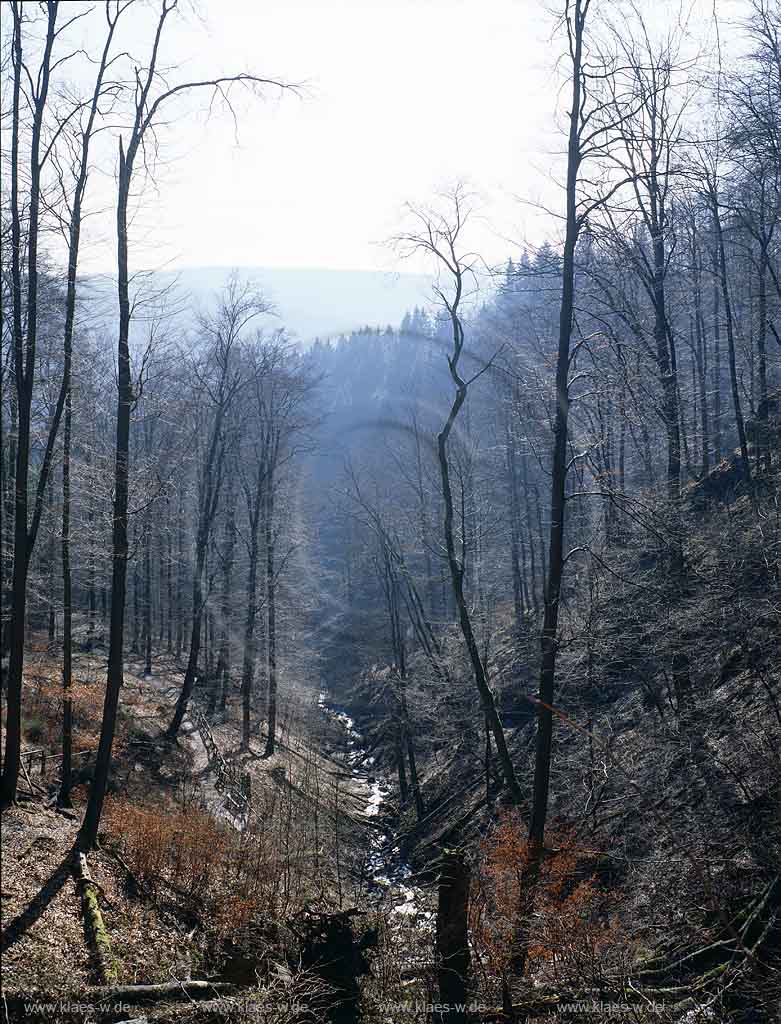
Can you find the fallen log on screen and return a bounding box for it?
[19,751,46,795]
[74,851,117,985]
[476,975,725,1021]
[0,982,240,1020]
[89,980,238,1003]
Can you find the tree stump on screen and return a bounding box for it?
[435,849,471,1024]
[291,908,377,1024]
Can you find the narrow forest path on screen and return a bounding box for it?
[130,659,392,856]
[144,665,424,917]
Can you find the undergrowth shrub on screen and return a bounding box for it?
[102,795,316,977]
[470,810,634,995]
[103,797,232,899]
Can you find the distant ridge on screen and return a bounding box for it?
[88,266,433,344]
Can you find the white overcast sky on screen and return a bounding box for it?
[63,0,743,277]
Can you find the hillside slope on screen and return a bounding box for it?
[323,450,781,1021]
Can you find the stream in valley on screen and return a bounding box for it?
[318,690,426,919]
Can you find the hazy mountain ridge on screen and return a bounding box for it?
[86,266,434,345]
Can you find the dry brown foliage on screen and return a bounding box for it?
[470,810,634,991]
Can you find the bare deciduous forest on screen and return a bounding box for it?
[1,1,780,1023]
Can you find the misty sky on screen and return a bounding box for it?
[69,0,741,278]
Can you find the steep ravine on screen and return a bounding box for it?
[318,690,423,917]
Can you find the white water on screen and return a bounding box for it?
[318,688,427,918]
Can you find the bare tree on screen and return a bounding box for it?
[2,0,124,807]
[79,0,292,848]
[259,343,315,757]
[55,1,130,809]
[513,0,601,992]
[394,185,523,807]
[598,7,695,502]
[692,152,754,495]
[167,278,270,740]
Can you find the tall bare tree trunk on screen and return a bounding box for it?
[713,202,752,491]
[166,497,173,652]
[506,420,525,624]
[401,681,424,820]
[212,480,236,713]
[421,191,522,806]
[79,137,134,850]
[512,0,591,988]
[241,460,266,750]
[47,474,57,645]
[264,475,278,757]
[712,248,723,463]
[1,390,17,658]
[144,524,153,677]
[530,0,585,843]
[175,490,185,657]
[2,0,120,806]
[693,227,710,476]
[87,451,96,650]
[58,384,73,808]
[2,4,57,808]
[168,536,208,737]
[655,241,681,502]
[756,243,769,471]
[441,381,522,800]
[168,385,234,738]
